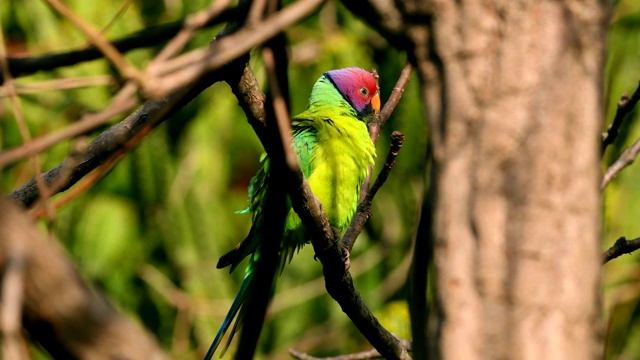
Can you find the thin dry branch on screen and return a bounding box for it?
[341,131,405,252]
[0,82,139,167]
[7,74,210,208]
[0,198,168,359]
[0,75,114,97]
[603,236,640,264]
[0,18,52,219]
[146,0,326,98]
[7,0,254,209]
[602,80,640,153]
[43,0,144,86]
[369,62,413,144]
[1,6,243,84]
[360,62,412,198]
[151,0,232,64]
[289,340,412,360]
[601,136,640,189]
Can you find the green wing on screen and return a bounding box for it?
[217,120,318,272]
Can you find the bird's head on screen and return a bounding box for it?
[324,67,380,119]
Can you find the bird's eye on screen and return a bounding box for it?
[359,87,369,96]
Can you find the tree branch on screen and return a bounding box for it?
[6,4,256,208]
[341,131,405,252]
[289,339,412,360]
[1,6,244,84]
[359,62,412,198]
[603,236,640,264]
[601,136,640,189]
[43,0,144,86]
[145,0,326,98]
[602,80,640,154]
[0,198,168,359]
[230,2,291,356]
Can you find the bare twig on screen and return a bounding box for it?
[360,62,412,198]
[0,82,139,167]
[341,131,405,251]
[2,6,243,84]
[92,0,133,40]
[151,0,231,64]
[226,63,269,147]
[31,139,117,219]
[0,17,52,219]
[147,0,326,98]
[370,62,413,143]
[603,236,640,264]
[289,340,412,360]
[343,61,412,252]
[30,138,89,217]
[43,0,144,86]
[6,73,207,208]
[7,2,257,208]
[227,42,291,360]
[601,136,640,189]
[602,80,640,153]
[0,75,114,97]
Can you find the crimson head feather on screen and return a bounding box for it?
[325,67,380,115]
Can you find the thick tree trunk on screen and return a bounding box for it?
[419,1,608,359]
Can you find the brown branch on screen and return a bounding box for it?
[1,248,27,360]
[146,0,326,98]
[91,0,133,41]
[0,198,168,359]
[603,236,640,264]
[341,131,405,252]
[601,136,640,189]
[360,62,412,198]
[0,20,52,220]
[43,0,144,86]
[229,38,291,360]
[6,0,258,208]
[0,75,114,97]
[289,340,412,360]
[602,80,640,153]
[344,61,412,252]
[0,81,139,167]
[369,62,413,144]
[151,0,232,64]
[1,6,244,84]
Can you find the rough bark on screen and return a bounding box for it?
[419,1,607,359]
[0,199,168,360]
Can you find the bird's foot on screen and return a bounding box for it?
[340,245,351,270]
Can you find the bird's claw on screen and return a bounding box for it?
[341,246,350,270]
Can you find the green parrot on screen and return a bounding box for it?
[204,67,380,359]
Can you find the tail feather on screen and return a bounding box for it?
[203,274,251,360]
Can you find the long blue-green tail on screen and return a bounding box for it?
[203,271,252,360]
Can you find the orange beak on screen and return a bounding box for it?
[371,92,381,114]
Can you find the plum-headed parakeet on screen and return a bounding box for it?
[204,67,380,359]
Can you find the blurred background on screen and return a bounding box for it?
[0,0,639,359]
